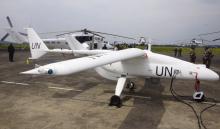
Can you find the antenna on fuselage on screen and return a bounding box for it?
[147,37,152,51]
[148,44,151,51]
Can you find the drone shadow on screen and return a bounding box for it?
[118,78,165,129]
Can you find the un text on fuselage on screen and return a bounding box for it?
[32,42,41,49]
[156,66,175,77]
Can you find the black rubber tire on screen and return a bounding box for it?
[126,82,135,90]
[109,95,122,108]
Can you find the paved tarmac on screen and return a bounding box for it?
[0,50,219,129]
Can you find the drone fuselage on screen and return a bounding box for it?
[96,50,219,81]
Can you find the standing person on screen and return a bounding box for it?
[114,44,118,51]
[178,47,182,57]
[102,44,107,49]
[8,43,15,62]
[203,47,208,65]
[203,47,214,68]
[174,47,177,57]
[144,44,148,50]
[116,44,121,50]
[189,47,196,63]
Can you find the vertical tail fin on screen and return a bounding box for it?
[26,28,48,59]
[64,35,87,50]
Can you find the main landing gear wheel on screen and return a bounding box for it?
[126,81,135,90]
[109,95,122,108]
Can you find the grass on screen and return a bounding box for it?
[1,43,220,56]
[0,44,29,50]
[151,46,220,56]
[135,45,220,56]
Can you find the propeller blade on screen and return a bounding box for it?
[83,29,105,38]
[213,38,220,42]
[1,33,9,41]
[90,33,105,38]
[19,32,28,36]
[56,28,133,40]
[6,16,13,28]
[56,32,75,37]
[89,30,135,40]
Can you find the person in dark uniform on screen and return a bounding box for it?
[203,47,208,64]
[102,44,107,49]
[178,47,182,57]
[189,47,196,63]
[116,44,121,50]
[8,43,15,62]
[203,47,214,68]
[174,47,177,57]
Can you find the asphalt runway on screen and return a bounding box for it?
[0,50,220,129]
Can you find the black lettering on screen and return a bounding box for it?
[37,43,41,49]
[165,67,173,77]
[31,43,35,49]
[31,43,41,49]
[156,66,163,76]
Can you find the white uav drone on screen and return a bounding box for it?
[21,28,219,107]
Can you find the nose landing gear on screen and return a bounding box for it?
[109,78,136,108]
[109,95,122,108]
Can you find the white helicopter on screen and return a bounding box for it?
[0,16,115,50]
[21,28,219,107]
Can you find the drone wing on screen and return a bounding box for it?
[21,48,145,75]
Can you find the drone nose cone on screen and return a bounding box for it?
[20,68,40,75]
[212,71,219,81]
[206,69,219,81]
[197,67,219,81]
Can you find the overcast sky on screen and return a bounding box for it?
[0,0,220,44]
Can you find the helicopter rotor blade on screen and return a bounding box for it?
[88,30,135,40]
[1,33,10,41]
[6,16,13,28]
[55,28,134,40]
[212,38,220,42]
[19,32,27,36]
